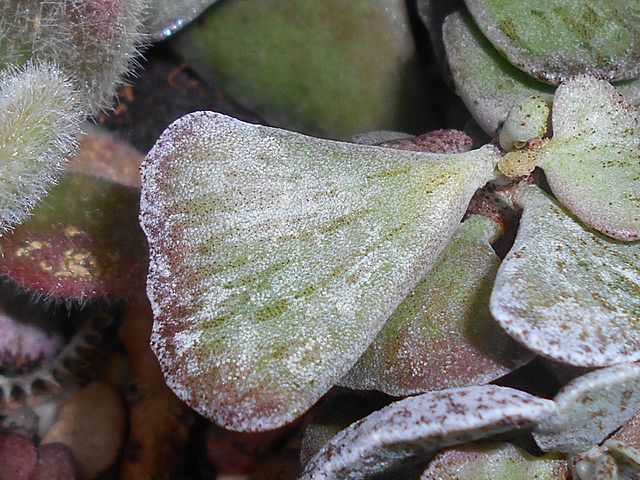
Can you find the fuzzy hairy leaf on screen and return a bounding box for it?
[140,112,500,431]
[464,0,640,84]
[490,186,640,367]
[340,215,533,396]
[538,76,640,241]
[0,0,146,113]
[0,62,81,231]
[300,385,555,480]
[420,443,568,480]
[534,363,640,454]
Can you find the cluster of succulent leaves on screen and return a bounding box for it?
[136,0,640,479]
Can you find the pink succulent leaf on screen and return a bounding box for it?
[534,363,640,454]
[140,112,500,431]
[420,443,568,480]
[340,215,533,396]
[490,186,640,367]
[0,434,37,480]
[300,385,555,480]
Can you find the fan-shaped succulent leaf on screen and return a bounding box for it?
[0,0,146,113]
[0,174,147,298]
[0,62,81,231]
[537,76,640,241]
[340,215,533,396]
[147,0,220,40]
[300,385,555,480]
[443,12,554,136]
[141,112,500,431]
[490,186,640,367]
[499,96,550,152]
[443,13,640,136]
[533,363,640,454]
[464,0,640,84]
[420,443,568,480]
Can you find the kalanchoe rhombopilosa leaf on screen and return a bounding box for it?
[420,443,568,480]
[0,62,81,231]
[140,111,500,431]
[533,363,640,454]
[0,173,147,299]
[490,186,640,367]
[464,0,640,84]
[0,0,146,113]
[536,75,640,241]
[340,215,533,396]
[442,12,640,136]
[300,385,555,480]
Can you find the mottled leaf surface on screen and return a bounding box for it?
[605,412,640,469]
[300,385,555,480]
[538,76,640,240]
[341,215,533,396]
[490,186,640,367]
[0,174,147,298]
[443,13,640,136]
[421,443,568,480]
[534,363,640,454]
[141,112,499,431]
[464,0,640,84]
[570,447,622,480]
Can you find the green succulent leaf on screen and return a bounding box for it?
[538,76,640,241]
[140,112,499,431]
[300,385,555,480]
[464,0,640,84]
[0,62,81,230]
[420,443,568,480]
[498,96,550,152]
[340,215,533,396]
[534,363,640,454]
[443,12,640,136]
[605,411,640,469]
[147,0,220,40]
[490,186,640,367]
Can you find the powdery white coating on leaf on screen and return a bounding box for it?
[0,0,146,113]
[141,112,499,432]
[534,363,640,454]
[538,76,640,241]
[464,0,640,84]
[340,215,533,396]
[0,62,81,231]
[570,447,619,480]
[420,442,568,480]
[300,385,555,480]
[490,186,640,367]
[147,0,220,40]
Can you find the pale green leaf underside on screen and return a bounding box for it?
[340,215,533,396]
[443,13,640,136]
[464,0,640,84]
[300,385,555,480]
[534,363,640,454]
[421,443,567,480]
[141,112,499,431]
[539,76,640,240]
[490,186,640,367]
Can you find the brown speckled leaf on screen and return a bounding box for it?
[570,447,619,480]
[141,112,499,431]
[490,186,640,367]
[420,443,568,480]
[0,174,147,298]
[538,76,640,241]
[340,215,533,396]
[464,0,640,84]
[534,363,640,454]
[300,385,555,480]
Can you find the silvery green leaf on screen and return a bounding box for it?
[140,112,500,431]
[534,363,640,454]
[537,76,640,241]
[464,0,640,84]
[570,447,618,480]
[300,385,555,480]
[341,215,533,396]
[490,186,640,367]
[147,0,220,40]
